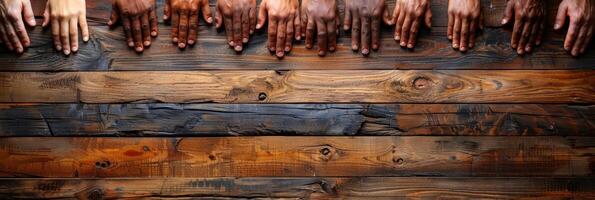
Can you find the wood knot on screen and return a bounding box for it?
[95,160,111,169]
[258,92,267,101]
[393,157,404,165]
[413,77,432,90]
[320,147,331,156]
[143,146,150,152]
[208,154,216,161]
[87,188,104,200]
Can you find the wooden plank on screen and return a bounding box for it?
[1,104,593,136]
[0,136,592,177]
[1,177,593,199]
[1,70,593,103]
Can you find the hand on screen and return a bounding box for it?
[256,0,300,58]
[502,0,546,55]
[0,0,35,54]
[109,0,158,53]
[301,0,339,57]
[42,0,89,55]
[555,0,593,57]
[344,0,391,56]
[215,0,256,52]
[165,0,211,49]
[448,0,482,52]
[392,0,432,49]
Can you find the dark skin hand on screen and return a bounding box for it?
[555,0,593,57]
[448,0,482,52]
[344,0,391,56]
[215,0,256,53]
[164,0,212,49]
[301,0,339,57]
[502,0,546,55]
[256,0,301,58]
[109,0,158,53]
[0,0,35,54]
[392,0,432,49]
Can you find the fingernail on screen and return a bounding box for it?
[296,36,301,40]
[284,46,291,52]
[517,48,524,55]
[83,36,89,42]
[151,31,158,37]
[407,44,414,49]
[536,40,541,46]
[501,19,508,25]
[235,45,243,52]
[256,24,261,29]
[108,20,112,25]
[453,43,458,49]
[135,47,143,52]
[318,51,326,56]
[16,47,23,53]
[361,48,369,55]
[64,49,70,55]
[276,51,284,58]
[207,17,213,23]
[269,47,275,52]
[400,42,406,47]
[173,37,178,43]
[72,46,78,52]
[448,35,452,40]
[395,36,400,41]
[144,41,151,47]
[554,24,560,29]
[352,44,358,51]
[511,43,516,49]
[460,46,466,52]
[525,46,531,52]
[163,15,168,20]
[572,49,578,56]
[372,44,378,50]
[243,38,248,43]
[56,45,62,51]
[250,30,254,34]
[178,43,186,48]
[29,19,36,25]
[306,44,312,49]
[229,41,235,47]
[188,40,195,45]
[329,46,336,51]
[344,25,349,30]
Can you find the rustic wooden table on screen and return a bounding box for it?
[0,0,594,199]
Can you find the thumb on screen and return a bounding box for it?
[383,7,393,25]
[42,2,50,27]
[108,2,119,26]
[554,2,568,30]
[256,1,267,30]
[501,0,514,25]
[424,4,432,28]
[22,0,35,26]
[215,5,223,29]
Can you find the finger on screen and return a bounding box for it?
[0,24,11,50]
[108,1,119,26]
[343,7,351,31]
[352,10,361,51]
[164,0,171,20]
[132,16,144,52]
[286,15,295,52]
[424,4,432,28]
[268,16,278,52]
[383,7,392,25]
[300,11,307,38]
[22,0,36,26]
[407,19,420,49]
[400,14,411,47]
[327,19,337,52]
[201,0,213,23]
[469,19,477,49]
[452,16,460,49]
[79,12,89,42]
[122,17,134,48]
[511,17,523,49]
[215,6,223,28]
[188,5,199,45]
[60,19,70,55]
[178,10,189,49]
[51,17,61,51]
[447,11,454,40]
[571,25,587,56]
[579,26,592,54]
[141,14,151,47]
[316,20,327,56]
[150,6,159,37]
[394,7,404,41]
[371,16,380,51]
[305,17,315,49]
[256,2,267,30]
[276,19,287,58]
[172,11,180,43]
[294,10,301,40]
[224,15,234,47]
[526,21,539,53]
[502,0,514,25]
[242,9,250,44]
[12,15,30,48]
[4,22,21,53]
[460,18,469,52]
[42,3,50,27]
[249,6,256,34]
[535,19,545,45]
[361,15,371,55]
[517,21,531,55]
[69,17,78,53]
[554,3,567,30]
[233,10,243,51]
[564,19,580,52]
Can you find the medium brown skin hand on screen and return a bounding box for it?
[43,0,89,56]
[448,0,482,52]
[256,0,300,58]
[344,0,391,56]
[0,0,35,54]
[555,0,593,57]
[301,0,339,57]
[502,0,545,55]
[109,0,158,53]
[215,0,256,53]
[392,0,432,49]
[165,0,211,49]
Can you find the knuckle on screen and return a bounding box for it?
[317,31,327,36]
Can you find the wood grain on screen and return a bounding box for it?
[1,177,593,199]
[1,70,593,103]
[1,104,593,136]
[0,136,593,177]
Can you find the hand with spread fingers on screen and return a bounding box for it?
[256,0,300,59]
[42,0,89,56]
[0,0,35,54]
[344,0,391,56]
[501,0,545,55]
[392,0,432,49]
[554,0,593,57]
[165,0,212,49]
[215,0,256,53]
[109,0,158,53]
[448,0,482,52]
[301,0,339,57]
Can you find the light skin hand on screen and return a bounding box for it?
[502,0,545,55]
[165,0,211,49]
[42,0,89,56]
[392,0,432,49]
[215,0,256,53]
[554,0,593,57]
[256,0,300,59]
[344,0,391,56]
[448,0,482,52]
[301,0,339,57]
[109,0,158,53]
[0,0,35,54]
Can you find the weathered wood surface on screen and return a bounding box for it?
[1,104,593,136]
[1,70,593,103]
[3,0,591,71]
[0,137,593,177]
[1,177,594,199]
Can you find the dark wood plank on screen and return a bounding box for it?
[1,70,593,103]
[0,136,593,177]
[1,177,593,199]
[1,104,593,136]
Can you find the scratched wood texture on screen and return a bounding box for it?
[2,0,592,71]
[1,177,594,199]
[1,104,593,136]
[0,137,593,177]
[1,70,594,103]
